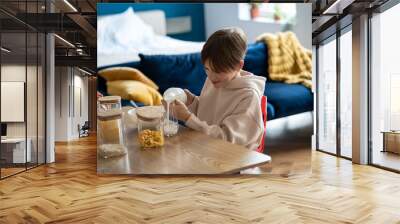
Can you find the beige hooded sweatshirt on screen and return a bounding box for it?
[186,70,266,151]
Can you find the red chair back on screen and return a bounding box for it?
[256,96,267,153]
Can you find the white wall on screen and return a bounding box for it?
[1,63,46,164]
[55,66,69,141]
[1,65,26,139]
[75,74,89,123]
[72,73,89,138]
[54,67,89,141]
[204,3,312,49]
[1,65,41,137]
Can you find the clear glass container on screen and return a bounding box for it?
[97,109,127,158]
[163,87,187,104]
[163,106,179,137]
[98,96,121,112]
[136,106,165,148]
[162,88,183,137]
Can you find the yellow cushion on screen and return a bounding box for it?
[107,80,162,106]
[98,67,159,90]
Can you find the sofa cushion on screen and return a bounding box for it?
[98,60,141,72]
[97,75,108,96]
[138,43,268,95]
[139,53,207,96]
[107,80,162,106]
[98,66,159,90]
[264,82,313,119]
[243,42,268,77]
[97,61,141,95]
[266,102,275,121]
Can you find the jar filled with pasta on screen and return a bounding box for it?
[97,109,127,158]
[136,106,165,148]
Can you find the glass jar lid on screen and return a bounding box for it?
[136,106,164,121]
[98,109,123,121]
[98,96,121,104]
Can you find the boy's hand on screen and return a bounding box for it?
[184,89,196,106]
[162,99,191,122]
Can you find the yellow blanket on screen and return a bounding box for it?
[256,31,312,88]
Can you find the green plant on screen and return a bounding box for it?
[249,3,261,8]
[274,5,282,18]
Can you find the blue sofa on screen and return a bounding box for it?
[97,42,313,120]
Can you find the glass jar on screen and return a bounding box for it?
[162,88,184,137]
[97,109,127,158]
[163,87,187,104]
[136,106,165,148]
[98,96,121,112]
[163,108,179,137]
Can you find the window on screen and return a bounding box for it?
[0,1,47,179]
[370,2,400,171]
[317,36,337,155]
[390,74,400,130]
[316,22,353,159]
[238,3,296,24]
[340,27,352,158]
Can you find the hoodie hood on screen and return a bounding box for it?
[225,70,266,97]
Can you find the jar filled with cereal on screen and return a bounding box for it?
[97,109,127,158]
[98,96,121,112]
[136,106,165,148]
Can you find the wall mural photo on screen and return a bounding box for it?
[96,3,313,175]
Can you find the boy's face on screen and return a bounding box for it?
[204,60,244,88]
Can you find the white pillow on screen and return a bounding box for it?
[98,7,155,54]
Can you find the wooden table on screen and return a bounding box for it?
[98,126,271,175]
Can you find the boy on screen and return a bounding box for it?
[165,27,266,151]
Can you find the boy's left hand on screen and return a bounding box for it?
[162,99,192,122]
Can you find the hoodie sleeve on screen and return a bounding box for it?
[185,93,264,150]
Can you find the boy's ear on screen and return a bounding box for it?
[239,60,244,70]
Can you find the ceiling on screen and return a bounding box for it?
[310,0,391,43]
[0,0,98,72]
[0,0,156,72]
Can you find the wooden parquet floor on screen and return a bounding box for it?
[1,135,400,224]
